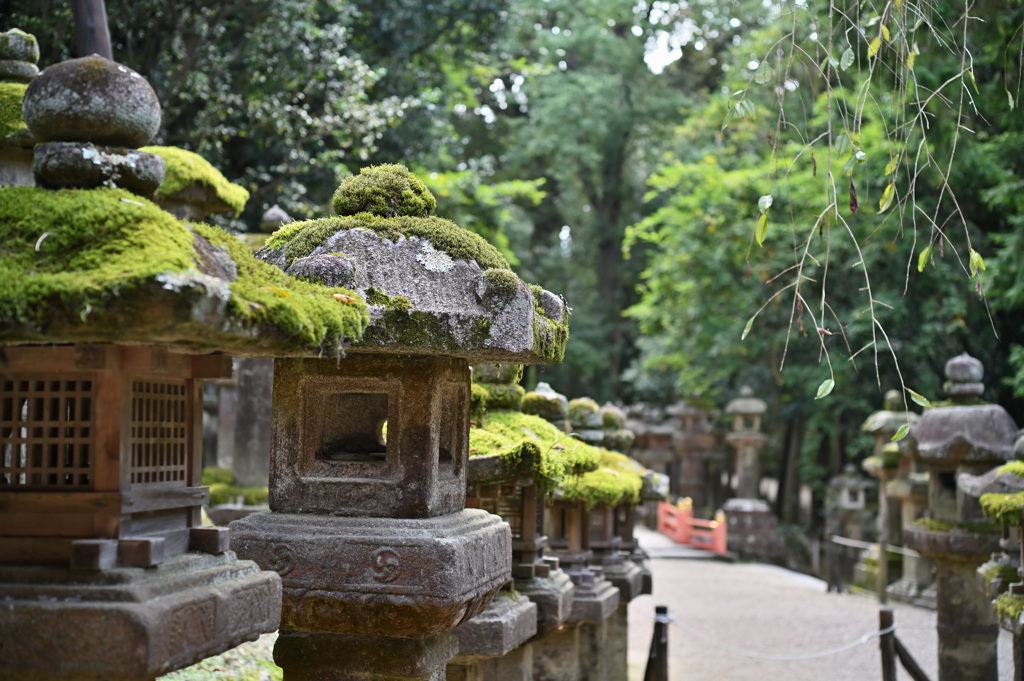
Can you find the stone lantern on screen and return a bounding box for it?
[724,386,767,500]
[0,54,371,680]
[0,28,38,186]
[142,146,250,223]
[669,399,718,513]
[230,164,570,681]
[903,353,1019,681]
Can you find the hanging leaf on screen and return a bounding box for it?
[879,183,895,212]
[721,108,735,132]
[849,177,859,215]
[844,156,857,174]
[841,49,854,71]
[815,379,835,400]
[868,37,881,59]
[835,132,850,157]
[917,245,931,272]
[742,315,755,340]
[828,54,840,68]
[891,423,911,442]
[885,157,899,176]
[758,194,773,213]
[895,0,902,13]
[755,61,772,85]
[968,69,978,92]
[880,24,890,42]
[1009,89,1016,111]
[969,248,986,278]
[906,388,932,408]
[755,212,768,246]
[908,52,916,70]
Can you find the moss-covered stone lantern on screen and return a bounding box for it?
[0,28,38,187]
[903,353,1018,681]
[142,146,250,223]
[230,164,570,681]
[0,54,370,681]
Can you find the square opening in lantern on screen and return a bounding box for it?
[320,392,389,464]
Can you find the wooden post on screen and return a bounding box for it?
[644,605,669,681]
[69,0,113,59]
[880,607,896,681]
[878,470,892,604]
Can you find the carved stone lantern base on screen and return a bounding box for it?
[230,509,510,637]
[448,596,537,680]
[515,568,575,637]
[601,558,645,603]
[274,630,457,681]
[0,553,280,680]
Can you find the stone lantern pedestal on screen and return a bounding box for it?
[903,353,1018,681]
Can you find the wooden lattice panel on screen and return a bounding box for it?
[130,379,188,486]
[475,484,523,539]
[0,376,96,489]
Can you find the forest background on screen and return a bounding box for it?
[9,0,1024,531]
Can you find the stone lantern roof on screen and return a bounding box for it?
[862,389,919,436]
[257,164,569,364]
[907,353,1018,465]
[142,145,250,221]
[725,385,767,415]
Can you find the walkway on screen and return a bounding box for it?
[627,526,1015,681]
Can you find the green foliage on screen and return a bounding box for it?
[0,82,28,142]
[142,146,250,217]
[995,593,1024,622]
[202,467,234,485]
[333,164,436,218]
[560,449,644,509]
[980,492,1024,526]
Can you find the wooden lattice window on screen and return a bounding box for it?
[130,380,188,486]
[0,376,95,489]
[476,484,523,539]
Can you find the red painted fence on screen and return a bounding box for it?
[657,499,727,556]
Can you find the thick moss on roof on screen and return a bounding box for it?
[141,146,250,217]
[561,449,645,509]
[266,213,511,272]
[996,592,1024,621]
[0,186,368,355]
[0,82,29,144]
[469,410,601,487]
[980,492,1024,525]
[333,164,436,218]
[998,461,1024,479]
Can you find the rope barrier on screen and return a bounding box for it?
[654,612,896,661]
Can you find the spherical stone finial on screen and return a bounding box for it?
[944,352,984,398]
[883,389,902,411]
[332,164,436,218]
[23,55,161,147]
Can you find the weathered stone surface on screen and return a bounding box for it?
[516,568,575,637]
[904,524,1001,559]
[260,204,292,233]
[473,362,522,384]
[0,60,37,83]
[32,142,165,194]
[23,55,160,147]
[288,253,357,288]
[229,509,511,637]
[0,553,281,681]
[267,354,470,518]
[522,382,569,422]
[260,227,565,364]
[910,404,1018,463]
[959,467,1024,497]
[567,576,619,623]
[601,559,644,604]
[448,642,534,681]
[0,29,39,64]
[577,618,610,681]
[232,357,274,487]
[531,623,580,681]
[274,630,457,681]
[452,593,538,657]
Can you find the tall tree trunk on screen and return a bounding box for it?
[781,413,804,525]
[70,0,113,59]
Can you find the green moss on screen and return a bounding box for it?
[522,391,566,421]
[913,517,1001,533]
[998,461,1024,479]
[471,383,489,423]
[208,482,269,506]
[141,146,250,217]
[530,284,569,363]
[267,214,511,272]
[995,592,1024,621]
[983,564,1021,595]
[561,449,645,509]
[0,82,28,143]
[479,268,521,310]
[568,397,600,424]
[333,164,436,218]
[365,286,412,313]
[0,186,368,354]
[202,467,234,485]
[980,492,1024,525]
[479,382,525,411]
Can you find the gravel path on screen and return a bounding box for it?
[627,527,1015,681]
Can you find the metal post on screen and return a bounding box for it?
[644,605,669,681]
[880,607,896,681]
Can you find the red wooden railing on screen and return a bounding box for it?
[657,498,727,556]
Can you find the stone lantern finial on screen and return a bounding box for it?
[22,54,165,195]
[0,29,39,83]
[945,352,985,399]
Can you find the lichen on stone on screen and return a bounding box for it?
[141,145,250,216]
[0,82,29,143]
[365,286,412,313]
[333,163,436,218]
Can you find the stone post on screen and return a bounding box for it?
[903,353,1017,681]
[232,358,274,487]
[724,386,767,500]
